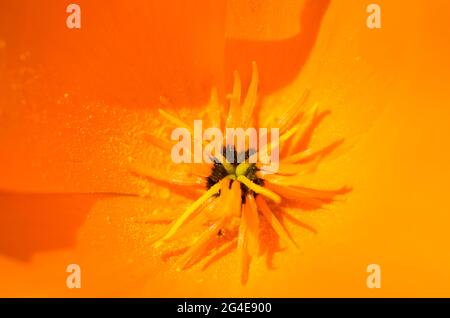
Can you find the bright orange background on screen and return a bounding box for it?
[0,0,450,297]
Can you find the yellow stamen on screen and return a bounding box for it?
[248,123,300,163]
[260,89,309,134]
[225,70,242,128]
[145,133,174,152]
[177,217,227,270]
[154,181,221,246]
[241,61,259,128]
[158,108,192,132]
[280,209,317,234]
[227,180,243,217]
[260,163,305,175]
[244,194,260,257]
[237,203,250,284]
[235,162,251,177]
[282,139,344,164]
[286,105,331,155]
[265,183,330,208]
[237,175,281,203]
[131,163,204,187]
[256,196,298,250]
[222,160,236,175]
[207,87,222,129]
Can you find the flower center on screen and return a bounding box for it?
[206,146,264,203]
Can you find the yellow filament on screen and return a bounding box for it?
[235,162,250,177]
[244,194,260,257]
[256,196,298,250]
[154,181,221,246]
[225,70,242,128]
[237,204,250,284]
[158,108,192,132]
[241,61,259,128]
[237,175,281,203]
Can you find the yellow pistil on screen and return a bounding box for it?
[235,162,251,177]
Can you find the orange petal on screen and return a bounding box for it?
[0,0,227,193]
[131,163,205,187]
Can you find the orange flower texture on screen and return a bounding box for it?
[138,62,350,284]
[1,0,450,297]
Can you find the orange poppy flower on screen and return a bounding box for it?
[1,0,450,297]
[136,62,350,284]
